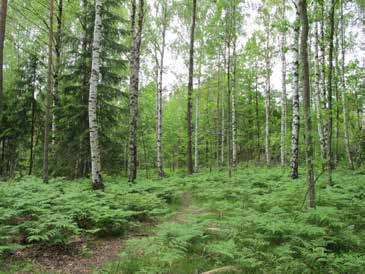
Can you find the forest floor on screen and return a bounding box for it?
[0,189,203,273]
[1,166,365,273]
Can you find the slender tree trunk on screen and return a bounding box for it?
[232,36,237,169]
[0,0,8,106]
[314,20,326,158]
[326,0,335,186]
[156,3,167,178]
[215,57,220,168]
[280,0,287,167]
[128,0,144,182]
[320,2,328,159]
[334,32,340,165]
[29,64,37,176]
[194,91,199,172]
[52,0,63,145]
[255,60,260,161]
[298,0,315,208]
[43,0,54,183]
[227,41,231,178]
[221,48,225,167]
[265,24,271,166]
[187,0,196,175]
[88,0,103,190]
[290,4,300,179]
[340,0,353,169]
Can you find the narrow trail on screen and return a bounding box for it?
[13,191,198,274]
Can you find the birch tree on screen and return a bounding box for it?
[231,4,237,169]
[187,0,197,175]
[128,0,145,182]
[264,13,271,166]
[340,0,353,169]
[154,0,169,178]
[289,2,300,179]
[88,0,103,190]
[314,20,326,158]
[280,0,287,167]
[326,0,335,186]
[298,0,315,208]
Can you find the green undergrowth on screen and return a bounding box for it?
[102,167,365,273]
[0,175,182,260]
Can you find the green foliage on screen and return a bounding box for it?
[0,176,178,255]
[103,167,365,273]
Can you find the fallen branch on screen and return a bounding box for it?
[201,266,238,274]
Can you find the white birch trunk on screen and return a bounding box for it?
[155,2,167,178]
[221,48,226,166]
[194,92,199,172]
[290,4,300,179]
[265,26,271,166]
[88,0,103,189]
[320,3,328,158]
[128,0,144,182]
[314,21,326,158]
[232,39,237,168]
[280,0,287,167]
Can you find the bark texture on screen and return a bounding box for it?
[265,23,271,166]
[314,20,326,158]
[298,0,315,208]
[326,0,335,186]
[280,0,287,167]
[88,0,103,190]
[128,0,144,182]
[232,37,237,169]
[52,0,63,144]
[290,4,300,179]
[43,0,54,183]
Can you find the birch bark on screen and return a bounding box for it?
[88,0,103,189]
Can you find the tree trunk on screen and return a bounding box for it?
[215,57,220,168]
[187,0,196,175]
[29,63,37,176]
[52,0,63,145]
[340,0,354,169]
[88,0,103,190]
[265,23,271,166]
[43,0,54,183]
[255,59,260,161]
[227,40,231,177]
[0,0,8,106]
[290,3,300,179]
[221,48,225,167]
[232,35,237,169]
[298,0,315,208]
[280,0,287,167]
[156,2,167,178]
[194,90,199,172]
[314,20,326,158]
[326,0,335,186]
[128,0,144,182]
[320,2,328,160]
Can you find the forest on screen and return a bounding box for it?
[0,0,365,273]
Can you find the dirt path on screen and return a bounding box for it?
[9,191,196,274]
